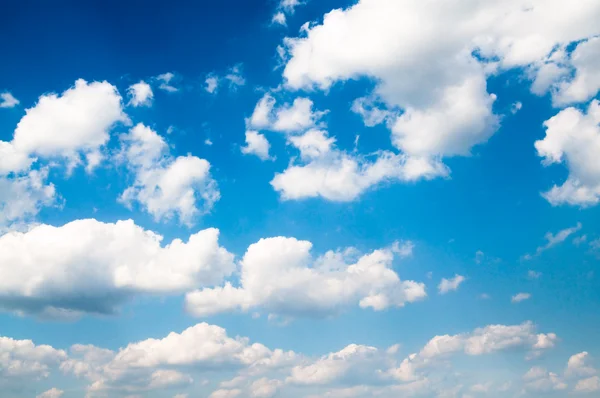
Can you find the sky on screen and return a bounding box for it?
[1,0,600,397]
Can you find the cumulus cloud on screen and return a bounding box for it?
[0,218,235,317]
[566,352,597,378]
[0,79,127,175]
[205,74,219,94]
[271,129,448,201]
[0,336,66,381]
[118,123,220,225]
[536,101,600,207]
[438,275,465,294]
[0,92,19,108]
[127,80,153,107]
[185,238,425,318]
[0,168,56,229]
[545,37,600,106]
[241,131,272,161]
[575,376,600,392]
[523,367,567,392]
[59,322,296,396]
[36,388,64,398]
[248,94,326,134]
[388,322,558,386]
[281,0,600,179]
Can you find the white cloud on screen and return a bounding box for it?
[287,344,383,386]
[127,80,153,107]
[536,101,600,207]
[351,96,390,127]
[156,72,179,92]
[205,75,219,94]
[59,322,296,395]
[575,376,600,392]
[0,168,56,229]
[272,12,286,26]
[209,389,242,398]
[523,367,567,392]
[550,37,600,106]
[241,131,272,161]
[438,275,465,295]
[528,270,542,279]
[282,0,600,179]
[118,123,220,225]
[0,92,19,108]
[511,101,523,114]
[248,94,326,134]
[185,238,425,318]
[0,79,127,174]
[250,378,283,397]
[225,64,246,90]
[524,223,582,259]
[271,129,448,201]
[0,336,66,380]
[0,218,235,317]
[511,293,531,303]
[566,352,597,377]
[36,388,64,398]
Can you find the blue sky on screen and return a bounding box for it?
[1,1,600,397]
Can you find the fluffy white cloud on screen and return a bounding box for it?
[388,322,558,386]
[248,94,325,134]
[0,336,66,380]
[118,123,220,225]
[241,131,272,161]
[575,376,600,393]
[0,79,127,175]
[567,352,597,378]
[536,101,600,207]
[127,81,153,107]
[544,37,600,106]
[287,344,384,386]
[36,388,64,398]
[272,12,287,26]
[0,169,56,229]
[271,129,448,201]
[0,92,19,108]
[523,367,567,392]
[511,293,531,303]
[437,275,465,295]
[282,0,600,179]
[156,72,179,92]
[0,218,234,317]
[63,322,296,396]
[186,238,425,318]
[251,378,283,397]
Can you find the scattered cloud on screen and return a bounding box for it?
[524,223,582,259]
[117,123,219,225]
[242,131,272,161]
[438,275,466,294]
[0,218,235,317]
[127,80,153,107]
[536,101,600,207]
[0,92,19,108]
[156,72,179,92]
[512,293,532,303]
[186,239,425,318]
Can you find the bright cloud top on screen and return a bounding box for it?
[185,239,426,318]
